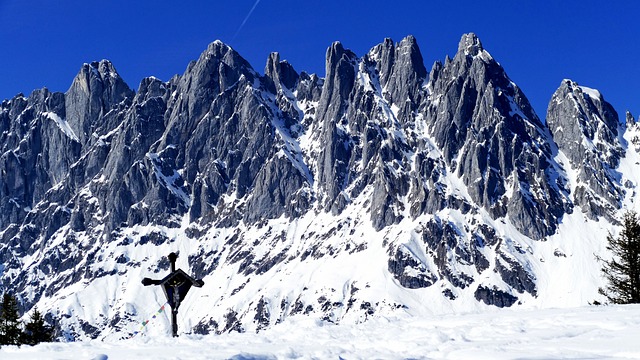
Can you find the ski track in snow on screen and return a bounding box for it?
[2,305,639,359]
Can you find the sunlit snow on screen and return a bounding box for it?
[2,305,639,359]
[43,112,79,142]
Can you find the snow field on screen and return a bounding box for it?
[2,305,640,359]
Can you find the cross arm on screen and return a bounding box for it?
[142,277,162,286]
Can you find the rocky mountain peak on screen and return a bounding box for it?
[313,41,358,212]
[70,60,132,99]
[458,32,483,56]
[547,79,624,220]
[65,59,133,145]
[325,41,356,75]
[395,35,426,74]
[426,33,567,239]
[205,40,234,59]
[156,40,259,153]
[367,38,395,86]
[195,40,256,86]
[627,111,636,126]
[548,79,621,158]
[264,52,299,92]
[94,60,117,79]
[385,35,427,108]
[319,41,357,111]
[359,35,427,125]
[179,40,257,98]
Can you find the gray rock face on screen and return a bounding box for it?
[313,41,358,213]
[0,89,82,232]
[264,52,299,93]
[474,285,518,307]
[370,35,427,122]
[547,80,624,220]
[424,33,571,240]
[626,111,636,127]
[65,60,134,145]
[0,33,635,337]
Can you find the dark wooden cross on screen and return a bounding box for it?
[142,252,204,337]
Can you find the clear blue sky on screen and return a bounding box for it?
[1,1,638,120]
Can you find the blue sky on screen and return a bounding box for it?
[1,1,638,120]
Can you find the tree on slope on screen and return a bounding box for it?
[22,307,54,345]
[0,293,22,345]
[598,211,640,304]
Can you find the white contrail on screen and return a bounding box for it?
[232,0,261,41]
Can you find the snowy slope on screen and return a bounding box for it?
[2,305,640,359]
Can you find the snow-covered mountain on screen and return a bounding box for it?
[1,33,639,339]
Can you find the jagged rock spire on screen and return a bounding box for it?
[547,79,624,220]
[264,52,299,92]
[626,110,636,126]
[458,32,483,56]
[65,60,133,145]
[425,32,567,239]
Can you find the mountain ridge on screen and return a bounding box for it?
[1,33,639,339]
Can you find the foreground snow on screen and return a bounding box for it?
[2,305,639,359]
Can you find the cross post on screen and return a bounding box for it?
[142,252,204,337]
